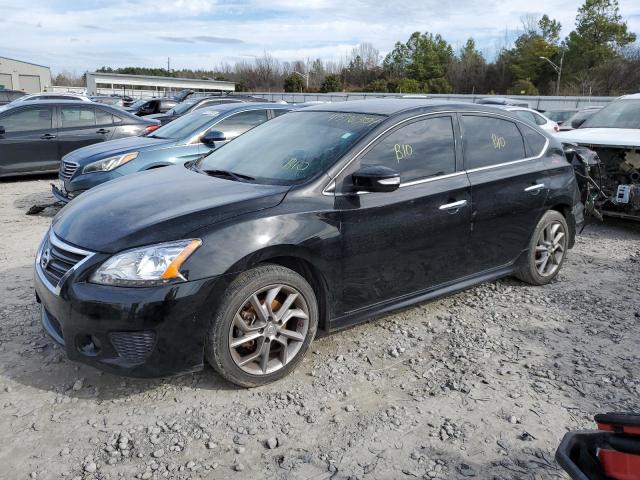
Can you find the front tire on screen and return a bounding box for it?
[516,210,569,286]
[205,264,318,387]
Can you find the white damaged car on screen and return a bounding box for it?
[557,93,640,220]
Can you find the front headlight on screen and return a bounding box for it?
[83,152,139,173]
[89,239,201,286]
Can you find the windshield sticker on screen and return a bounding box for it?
[341,132,353,139]
[491,133,506,149]
[201,111,220,117]
[328,113,382,126]
[394,143,413,162]
[282,158,310,171]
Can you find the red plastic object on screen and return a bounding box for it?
[597,423,640,436]
[598,449,640,480]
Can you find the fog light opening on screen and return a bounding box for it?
[76,335,102,357]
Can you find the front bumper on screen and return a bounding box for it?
[62,169,124,197]
[34,248,226,378]
[51,183,77,204]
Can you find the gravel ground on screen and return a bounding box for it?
[1,176,639,480]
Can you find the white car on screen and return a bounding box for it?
[556,93,640,220]
[500,106,559,134]
[0,92,90,112]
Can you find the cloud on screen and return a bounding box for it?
[193,35,244,44]
[157,36,195,43]
[0,0,637,73]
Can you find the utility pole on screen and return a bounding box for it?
[167,57,170,74]
[539,50,564,96]
[293,71,309,90]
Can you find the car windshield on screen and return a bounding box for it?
[197,111,385,185]
[130,99,148,108]
[167,99,198,116]
[546,111,574,123]
[582,100,640,129]
[148,109,222,139]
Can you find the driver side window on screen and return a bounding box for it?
[357,116,456,184]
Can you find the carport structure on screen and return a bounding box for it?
[86,72,236,98]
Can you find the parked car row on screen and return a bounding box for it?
[31,99,585,387]
[52,103,294,202]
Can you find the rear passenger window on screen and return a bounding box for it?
[520,124,547,157]
[360,116,456,183]
[61,107,96,128]
[95,109,113,126]
[460,115,525,169]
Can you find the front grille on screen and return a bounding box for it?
[109,331,156,363]
[38,232,91,288]
[59,160,79,181]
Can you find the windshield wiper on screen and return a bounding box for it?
[203,169,255,182]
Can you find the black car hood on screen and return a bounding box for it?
[52,165,290,253]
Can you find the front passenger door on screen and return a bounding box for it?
[336,115,473,312]
[0,105,58,175]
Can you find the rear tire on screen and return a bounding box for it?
[205,264,318,387]
[516,210,569,286]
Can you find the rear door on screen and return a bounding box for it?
[461,114,550,272]
[57,106,108,157]
[0,105,58,175]
[336,114,474,311]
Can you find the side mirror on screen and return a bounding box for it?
[0,126,5,135]
[202,130,226,146]
[352,165,400,193]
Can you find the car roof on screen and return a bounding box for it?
[301,98,506,116]
[11,99,104,106]
[618,93,640,100]
[196,102,293,114]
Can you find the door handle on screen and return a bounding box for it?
[439,199,468,212]
[96,129,110,134]
[40,133,56,140]
[524,183,545,194]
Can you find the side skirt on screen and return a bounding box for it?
[328,265,515,332]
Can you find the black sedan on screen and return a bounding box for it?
[35,99,584,386]
[145,96,246,125]
[0,100,159,177]
[125,98,178,116]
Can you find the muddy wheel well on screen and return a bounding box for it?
[259,256,330,333]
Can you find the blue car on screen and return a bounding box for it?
[53,102,295,202]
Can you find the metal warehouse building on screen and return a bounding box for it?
[0,57,52,93]
[86,72,235,97]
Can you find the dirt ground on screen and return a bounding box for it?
[1,176,639,480]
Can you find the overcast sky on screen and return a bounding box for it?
[1,0,639,74]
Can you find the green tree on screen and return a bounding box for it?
[397,78,422,93]
[565,0,636,70]
[539,14,562,44]
[508,79,539,95]
[320,74,342,93]
[383,41,410,79]
[283,73,304,92]
[362,79,388,92]
[405,32,454,84]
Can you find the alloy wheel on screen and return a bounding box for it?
[228,284,310,375]
[535,221,566,277]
